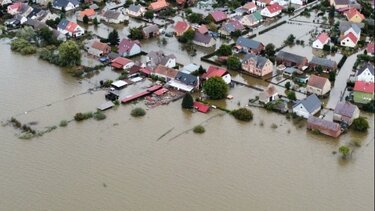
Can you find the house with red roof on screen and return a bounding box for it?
[353,81,374,104]
[208,11,227,23]
[77,8,96,22]
[255,0,271,7]
[118,38,142,57]
[193,102,210,113]
[7,2,22,15]
[366,42,374,56]
[307,75,331,96]
[307,116,342,138]
[111,57,135,69]
[197,24,208,34]
[84,39,111,57]
[312,32,330,49]
[148,0,168,11]
[174,21,190,36]
[344,8,365,23]
[340,32,358,48]
[152,64,178,82]
[260,3,283,18]
[201,66,231,84]
[242,2,257,13]
[57,19,85,37]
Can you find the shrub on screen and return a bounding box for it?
[59,120,68,127]
[94,112,106,120]
[271,123,278,129]
[131,107,146,117]
[287,91,297,101]
[10,38,37,55]
[352,117,369,132]
[182,93,194,109]
[362,100,374,113]
[339,145,351,159]
[232,108,253,122]
[203,77,228,100]
[74,112,93,121]
[193,125,205,134]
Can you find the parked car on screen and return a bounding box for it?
[99,56,109,63]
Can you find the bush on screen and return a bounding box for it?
[193,125,205,134]
[94,112,106,120]
[10,38,37,55]
[339,145,350,159]
[232,108,253,122]
[74,112,93,121]
[203,77,228,100]
[131,107,146,117]
[182,93,194,109]
[59,120,68,127]
[352,117,369,132]
[362,100,374,113]
[216,44,232,56]
[287,91,297,101]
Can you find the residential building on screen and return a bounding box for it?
[52,0,80,11]
[85,39,111,57]
[330,0,350,10]
[197,24,208,34]
[307,116,342,138]
[111,57,134,69]
[193,32,216,47]
[201,66,231,84]
[283,67,298,78]
[148,0,168,11]
[355,63,374,83]
[312,32,330,49]
[126,4,146,17]
[219,20,244,36]
[146,50,176,68]
[340,23,361,48]
[208,10,227,23]
[118,38,142,57]
[77,8,96,22]
[291,0,307,5]
[100,10,128,24]
[0,0,12,6]
[333,102,360,125]
[309,56,337,72]
[142,24,160,38]
[292,94,322,118]
[152,64,178,81]
[180,63,200,74]
[344,8,365,23]
[242,2,257,13]
[353,81,374,104]
[275,51,308,69]
[259,84,278,104]
[241,53,273,77]
[240,11,263,27]
[306,75,331,96]
[260,3,283,18]
[235,36,264,54]
[167,71,200,92]
[366,42,374,55]
[57,19,85,37]
[174,21,190,36]
[256,0,271,7]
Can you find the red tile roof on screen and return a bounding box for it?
[345,8,365,20]
[209,11,227,22]
[342,32,358,43]
[149,0,168,11]
[307,75,329,89]
[112,57,132,67]
[258,0,271,4]
[197,25,208,34]
[174,21,190,34]
[91,40,110,52]
[367,42,374,54]
[194,102,210,113]
[80,8,95,17]
[153,64,178,79]
[154,87,169,96]
[266,3,283,14]
[243,2,256,10]
[202,66,227,79]
[353,81,374,94]
[66,21,79,33]
[317,32,330,43]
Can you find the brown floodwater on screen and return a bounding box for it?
[0,38,374,211]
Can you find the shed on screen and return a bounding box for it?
[193,102,210,113]
[111,80,127,89]
[97,101,115,111]
[307,116,342,138]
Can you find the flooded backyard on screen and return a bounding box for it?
[0,31,374,211]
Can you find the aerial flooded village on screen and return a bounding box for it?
[0,0,374,154]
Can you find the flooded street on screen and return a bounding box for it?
[0,36,374,211]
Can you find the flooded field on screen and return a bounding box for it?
[0,30,374,211]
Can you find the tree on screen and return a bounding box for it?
[285,81,291,90]
[232,108,253,122]
[125,0,133,7]
[203,77,228,99]
[226,56,241,70]
[178,29,195,43]
[47,2,52,9]
[323,44,330,51]
[217,44,232,56]
[207,22,218,32]
[38,27,57,45]
[108,29,120,46]
[316,65,323,74]
[131,107,146,117]
[339,145,350,159]
[231,30,242,37]
[83,15,89,24]
[144,10,154,19]
[58,40,81,67]
[265,43,275,56]
[181,93,194,109]
[363,100,375,113]
[287,91,296,101]
[187,12,203,24]
[16,26,36,41]
[284,34,296,45]
[129,27,144,40]
[352,117,369,132]
[93,17,99,26]
[329,71,336,81]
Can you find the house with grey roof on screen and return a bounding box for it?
[146,50,176,68]
[307,116,342,138]
[219,20,244,36]
[126,3,146,17]
[52,0,80,11]
[100,10,128,24]
[355,63,374,83]
[309,56,337,72]
[241,53,273,77]
[167,71,200,92]
[235,36,264,54]
[142,24,160,39]
[333,102,359,125]
[276,51,308,69]
[193,32,216,47]
[292,94,322,118]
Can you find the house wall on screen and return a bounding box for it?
[242,59,272,76]
[312,40,324,49]
[307,123,341,137]
[333,107,359,125]
[341,38,356,48]
[164,59,176,68]
[293,104,310,118]
[356,69,374,83]
[123,62,135,70]
[353,91,374,104]
[128,44,141,57]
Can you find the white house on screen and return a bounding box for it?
[292,94,322,118]
[1,0,12,6]
[291,0,307,6]
[340,24,361,48]
[256,0,271,7]
[272,0,289,6]
[125,4,146,17]
[312,32,330,49]
[201,66,232,84]
[118,38,142,57]
[356,63,374,83]
[146,50,176,68]
[52,0,80,11]
[57,19,85,37]
[260,3,283,18]
[307,75,331,96]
